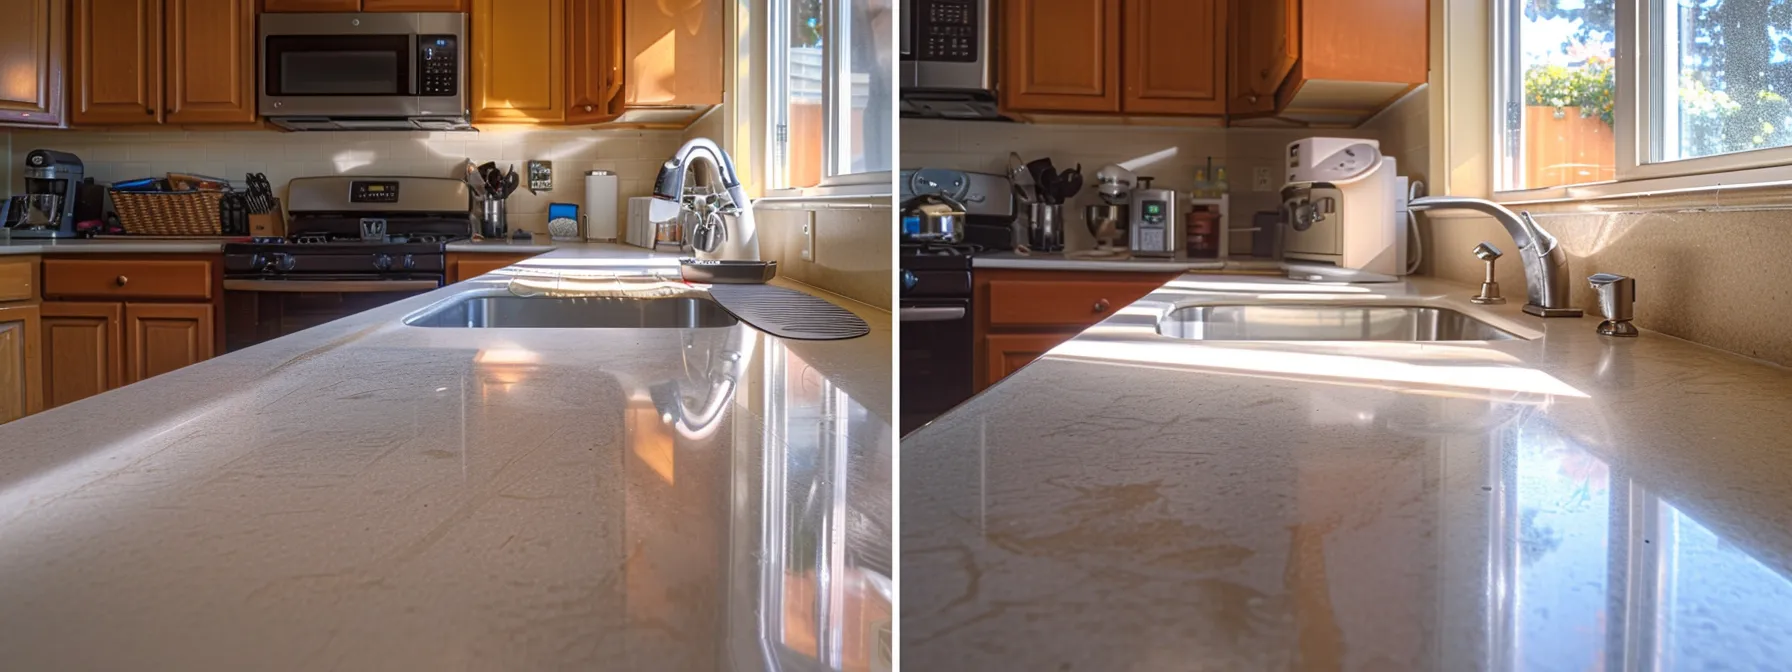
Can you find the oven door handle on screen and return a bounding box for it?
[899,306,967,322]
[224,279,441,293]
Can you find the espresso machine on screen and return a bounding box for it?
[11,150,85,238]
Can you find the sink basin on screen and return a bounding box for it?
[1157,304,1517,341]
[406,295,738,329]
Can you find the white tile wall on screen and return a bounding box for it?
[6,128,688,234]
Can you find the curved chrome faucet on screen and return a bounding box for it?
[650,138,760,262]
[1408,196,1583,317]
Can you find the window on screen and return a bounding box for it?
[768,0,893,193]
[1496,0,1792,197]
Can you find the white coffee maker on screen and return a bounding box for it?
[1281,138,1407,278]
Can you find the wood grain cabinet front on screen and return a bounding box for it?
[40,302,122,411]
[1123,0,1226,115]
[261,0,361,11]
[0,0,67,127]
[73,0,255,126]
[165,0,256,124]
[0,304,44,425]
[1000,0,1122,113]
[72,0,163,125]
[124,303,214,385]
[567,0,625,123]
[363,0,467,10]
[43,259,214,301]
[471,0,566,123]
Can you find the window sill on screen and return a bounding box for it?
[1492,163,1792,213]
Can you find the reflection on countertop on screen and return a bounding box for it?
[0,244,892,671]
[901,274,1792,670]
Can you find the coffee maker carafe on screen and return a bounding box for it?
[15,149,85,238]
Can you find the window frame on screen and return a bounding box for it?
[1492,0,1792,203]
[764,0,893,198]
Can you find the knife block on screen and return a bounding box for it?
[248,199,285,238]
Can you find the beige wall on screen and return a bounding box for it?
[756,205,893,310]
[7,128,686,234]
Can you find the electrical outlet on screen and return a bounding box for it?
[801,212,816,261]
[1253,167,1274,192]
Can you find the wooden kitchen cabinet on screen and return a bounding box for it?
[984,332,1076,389]
[623,0,723,106]
[471,0,567,123]
[41,302,122,410]
[262,0,360,10]
[1000,0,1121,114]
[73,0,255,126]
[1123,0,1226,115]
[448,253,542,283]
[72,0,163,125]
[0,303,44,425]
[0,0,67,127]
[567,0,625,123]
[125,303,214,384]
[1228,0,1298,115]
[972,269,1181,391]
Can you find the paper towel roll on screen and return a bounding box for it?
[584,170,619,241]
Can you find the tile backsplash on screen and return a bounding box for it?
[5,128,688,235]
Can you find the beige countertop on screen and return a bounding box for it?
[0,238,601,255]
[0,245,891,670]
[902,274,1792,670]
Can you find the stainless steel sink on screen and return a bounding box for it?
[406,295,738,329]
[1157,304,1517,341]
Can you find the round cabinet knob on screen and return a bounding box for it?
[115,275,129,287]
[373,254,393,271]
[1248,95,1260,104]
[584,105,594,112]
[1093,299,1111,313]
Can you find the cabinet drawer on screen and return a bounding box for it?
[987,279,1165,327]
[0,257,37,303]
[43,260,213,300]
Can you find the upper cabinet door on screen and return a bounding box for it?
[1123,0,1225,115]
[363,0,468,10]
[0,0,66,127]
[72,0,163,125]
[1228,0,1298,114]
[471,0,566,122]
[262,0,361,11]
[165,0,256,124]
[567,0,624,123]
[1001,0,1121,113]
[624,0,723,106]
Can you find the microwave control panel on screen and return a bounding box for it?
[915,0,978,62]
[420,35,459,97]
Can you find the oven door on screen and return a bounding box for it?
[898,298,973,436]
[259,13,465,118]
[223,277,441,352]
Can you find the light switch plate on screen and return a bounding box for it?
[801,212,816,261]
[1253,167,1274,192]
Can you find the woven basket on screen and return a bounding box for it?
[111,190,226,236]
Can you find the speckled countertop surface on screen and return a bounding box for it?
[902,274,1792,670]
[0,238,579,255]
[0,245,892,670]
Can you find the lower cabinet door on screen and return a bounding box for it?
[983,332,1078,390]
[41,302,122,410]
[0,303,44,424]
[125,303,214,384]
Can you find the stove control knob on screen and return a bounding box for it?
[272,253,296,272]
[902,270,918,292]
[400,254,417,270]
[373,253,394,271]
[249,253,268,271]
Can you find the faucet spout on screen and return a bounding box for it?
[650,138,760,262]
[1408,196,1583,317]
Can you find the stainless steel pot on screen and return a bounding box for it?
[1029,203,1064,252]
[899,194,965,244]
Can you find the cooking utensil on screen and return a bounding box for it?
[1007,152,1035,204]
[1029,203,1065,252]
[1058,165,1084,201]
[477,162,502,197]
[1025,158,1056,200]
[463,160,487,199]
[1035,169,1060,205]
[219,193,249,235]
[501,165,520,199]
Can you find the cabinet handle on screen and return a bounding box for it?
[584,105,594,112]
[1248,95,1260,104]
[1093,299,1111,313]
[115,276,129,287]
[145,108,154,116]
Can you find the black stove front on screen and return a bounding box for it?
[899,243,980,436]
[221,230,457,352]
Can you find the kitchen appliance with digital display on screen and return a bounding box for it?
[259,13,470,131]
[899,0,1000,119]
[1129,178,1181,258]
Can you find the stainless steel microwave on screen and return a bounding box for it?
[899,0,1001,120]
[258,13,471,131]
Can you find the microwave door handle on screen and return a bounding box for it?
[407,34,420,96]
